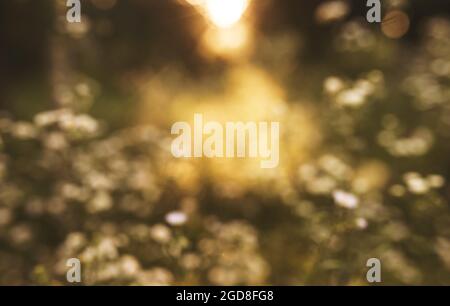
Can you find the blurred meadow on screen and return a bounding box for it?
[0,0,450,285]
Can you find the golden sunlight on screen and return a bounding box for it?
[202,23,251,58]
[204,0,249,28]
[187,0,250,28]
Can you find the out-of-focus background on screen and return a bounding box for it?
[0,0,449,285]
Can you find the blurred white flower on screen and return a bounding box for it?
[404,172,429,194]
[333,190,359,209]
[165,211,188,226]
[356,217,368,229]
[150,224,172,243]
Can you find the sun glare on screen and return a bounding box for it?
[198,0,250,28]
[205,0,249,28]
